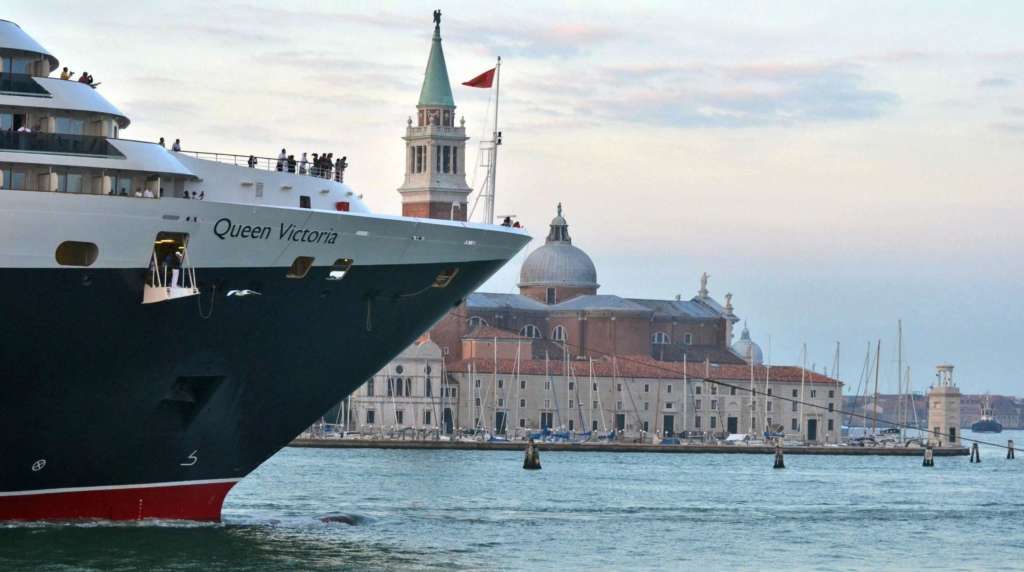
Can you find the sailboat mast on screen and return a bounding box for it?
[872,339,881,433]
[897,320,904,434]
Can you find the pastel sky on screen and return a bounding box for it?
[9,1,1023,395]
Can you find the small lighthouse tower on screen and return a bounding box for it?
[397,10,471,220]
[928,364,961,447]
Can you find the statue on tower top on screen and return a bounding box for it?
[699,272,710,298]
[433,9,441,25]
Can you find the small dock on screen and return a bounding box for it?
[289,438,969,456]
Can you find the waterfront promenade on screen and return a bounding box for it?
[290,438,969,456]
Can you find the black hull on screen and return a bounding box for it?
[970,420,1003,433]
[0,259,501,517]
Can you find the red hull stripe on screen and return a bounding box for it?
[0,479,239,521]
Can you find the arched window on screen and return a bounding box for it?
[468,316,488,329]
[551,325,567,342]
[519,324,541,339]
[651,332,670,345]
[684,333,694,345]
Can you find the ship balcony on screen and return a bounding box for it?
[0,72,49,96]
[177,149,348,182]
[0,130,124,157]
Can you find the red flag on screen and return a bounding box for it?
[462,68,495,88]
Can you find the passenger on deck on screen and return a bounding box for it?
[119,188,128,196]
[334,156,346,182]
[198,191,205,200]
[171,139,181,152]
[78,72,89,84]
[143,188,154,198]
[158,137,165,148]
[134,188,142,197]
[501,216,512,227]
[311,153,319,176]
[247,155,257,168]
[287,154,296,173]
[277,149,286,171]
[60,67,74,80]
[325,153,334,180]
[299,153,308,175]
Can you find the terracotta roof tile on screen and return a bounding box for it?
[448,355,842,385]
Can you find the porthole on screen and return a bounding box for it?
[55,241,98,267]
[327,258,353,281]
[432,267,459,288]
[286,256,314,279]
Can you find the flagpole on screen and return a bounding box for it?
[487,56,501,225]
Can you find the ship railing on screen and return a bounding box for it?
[175,149,346,182]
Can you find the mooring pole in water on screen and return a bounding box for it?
[923,444,934,467]
[1008,440,1015,460]
[773,441,785,469]
[523,439,541,470]
[969,442,980,463]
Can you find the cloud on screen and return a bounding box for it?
[978,77,1014,88]
[585,61,899,128]
[991,121,1024,135]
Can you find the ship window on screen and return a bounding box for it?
[0,113,11,130]
[56,172,84,194]
[55,117,85,135]
[327,258,353,280]
[433,267,459,288]
[299,195,311,209]
[55,241,98,267]
[1,168,27,190]
[286,256,314,279]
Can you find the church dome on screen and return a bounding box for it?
[518,204,598,289]
[732,325,763,365]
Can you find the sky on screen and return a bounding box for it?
[9,1,1023,395]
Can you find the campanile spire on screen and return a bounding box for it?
[398,10,471,220]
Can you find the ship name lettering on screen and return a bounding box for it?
[278,223,338,245]
[213,218,271,241]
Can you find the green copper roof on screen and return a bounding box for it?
[418,24,455,108]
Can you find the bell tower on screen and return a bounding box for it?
[398,10,471,220]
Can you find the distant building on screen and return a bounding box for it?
[927,364,961,446]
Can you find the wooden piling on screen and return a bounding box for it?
[923,444,934,467]
[773,443,785,469]
[969,442,980,463]
[523,439,541,470]
[1008,440,1015,460]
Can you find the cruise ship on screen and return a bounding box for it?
[0,19,528,520]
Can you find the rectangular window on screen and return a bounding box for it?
[792,418,798,430]
[498,398,505,407]
[443,146,451,173]
[0,112,12,131]
[810,390,817,398]
[684,333,693,345]
[616,401,623,411]
[299,195,311,209]
[396,410,404,425]
[767,388,773,396]
[667,385,672,394]
[55,116,85,135]
[498,379,504,389]
[767,417,773,427]
[569,382,575,391]
[767,401,773,411]
[568,419,574,431]
[695,386,702,395]
[475,398,481,406]
[544,381,551,390]
[730,387,737,396]
[710,417,716,429]
[829,390,835,398]
[665,402,674,410]
[366,379,374,397]
[644,402,649,411]
[387,379,394,397]
[643,421,649,432]
[592,382,598,391]
[568,400,574,409]
[791,401,798,412]
[366,410,375,424]
[475,379,481,388]
[452,147,458,174]
[546,288,556,304]
[695,416,702,428]
[695,399,702,410]
[395,380,403,397]
[436,145,441,172]
[644,384,649,393]
[415,146,424,173]
[617,384,623,392]
[520,380,527,390]
[56,172,84,194]
[592,420,598,431]
[520,418,526,428]
[544,399,551,409]
[827,419,834,431]
[520,399,526,408]
[828,402,834,412]
[792,389,798,397]
[711,386,717,395]
[424,410,431,425]
[592,401,598,409]
[711,400,717,410]
[425,379,432,397]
